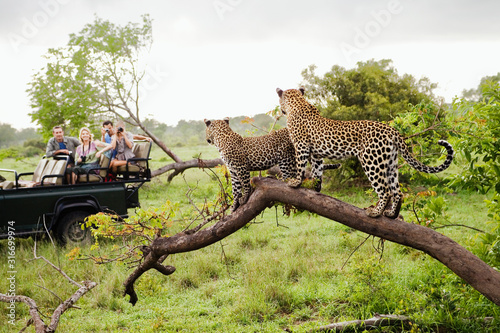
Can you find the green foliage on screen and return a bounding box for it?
[300,60,448,190]
[1,148,499,332]
[322,101,453,190]
[27,15,153,139]
[0,136,44,160]
[462,72,500,102]
[445,81,500,270]
[82,201,178,264]
[141,113,286,147]
[0,124,40,148]
[0,147,19,161]
[447,81,500,194]
[301,59,437,121]
[476,194,500,269]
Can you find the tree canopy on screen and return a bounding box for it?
[301,59,438,121]
[27,15,153,140]
[462,72,500,102]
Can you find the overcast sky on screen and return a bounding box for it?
[1,0,499,130]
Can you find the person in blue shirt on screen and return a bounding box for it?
[101,120,115,144]
[45,126,81,183]
[101,120,152,143]
[46,126,80,165]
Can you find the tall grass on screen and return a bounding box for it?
[1,146,499,332]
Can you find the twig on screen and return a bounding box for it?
[433,224,485,233]
[341,234,371,270]
[412,194,421,225]
[35,284,64,304]
[219,242,236,280]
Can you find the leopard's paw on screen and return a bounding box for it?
[364,205,382,218]
[287,178,302,188]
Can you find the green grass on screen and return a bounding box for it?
[1,146,499,332]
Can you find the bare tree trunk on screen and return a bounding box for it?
[0,271,96,332]
[135,124,183,164]
[123,177,500,307]
[151,158,223,179]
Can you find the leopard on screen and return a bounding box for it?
[205,118,340,212]
[276,87,454,219]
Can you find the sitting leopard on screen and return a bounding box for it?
[275,87,454,219]
[205,118,340,212]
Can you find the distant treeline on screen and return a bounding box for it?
[141,113,287,147]
[0,123,40,149]
[0,113,286,155]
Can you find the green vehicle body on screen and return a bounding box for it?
[0,166,147,244]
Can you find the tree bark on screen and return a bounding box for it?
[313,314,410,332]
[0,281,97,333]
[123,177,500,307]
[151,158,223,179]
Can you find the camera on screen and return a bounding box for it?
[117,127,124,133]
[105,128,109,132]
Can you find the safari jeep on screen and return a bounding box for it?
[0,140,152,245]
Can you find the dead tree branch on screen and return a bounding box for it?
[151,158,223,179]
[312,313,410,332]
[0,247,97,333]
[123,177,500,307]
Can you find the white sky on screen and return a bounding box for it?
[1,0,499,129]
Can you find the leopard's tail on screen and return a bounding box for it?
[398,138,454,174]
[323,163,341,170]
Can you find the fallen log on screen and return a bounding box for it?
[313,314,410,332]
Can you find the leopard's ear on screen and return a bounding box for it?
[204,119,211,127]
[223,117,230,125]
[299,87,305,95]
[276,88,283,98]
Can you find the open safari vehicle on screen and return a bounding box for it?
[0,140,152,244]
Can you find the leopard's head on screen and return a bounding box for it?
[276,87,305,116]
[204,117,230,145]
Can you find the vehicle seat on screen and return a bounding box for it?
[42,159,67,185]
[77,152,111,183]
[18,159,55,187]
[1,181,14,189]
[116,141,151,179]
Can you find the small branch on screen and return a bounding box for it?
[433,224,485,233]
[33,255,82,289]
[341,234,371,270]
[312,313,410,332]
[0,294,47,332]
[404,123,439,140]
[47,280,97,332]
[35,284,64,304]
[1,243,97,332]
[152,158,223,179]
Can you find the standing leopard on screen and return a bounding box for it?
[205,118,339,212]
[276,87,454,219]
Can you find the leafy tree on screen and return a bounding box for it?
[441,81,500,269]
[0,123,17,148]
[27,14,147,139]
[300,60,447,189]
[301,59,438,121]
[462,73,500,102]
[26,15,181,163]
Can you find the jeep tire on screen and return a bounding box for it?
[56,210,93,245]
